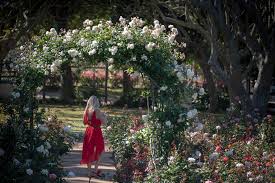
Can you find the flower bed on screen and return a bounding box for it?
[105,110,274,183]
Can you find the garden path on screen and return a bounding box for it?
[62,142,116,183]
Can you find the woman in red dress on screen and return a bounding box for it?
[80,96,106,179]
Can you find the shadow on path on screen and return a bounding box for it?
[62,142,116,183]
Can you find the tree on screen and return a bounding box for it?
[154,0,275,116]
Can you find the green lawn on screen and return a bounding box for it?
[41,104,142,133]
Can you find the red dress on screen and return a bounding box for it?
[80,110,105,164]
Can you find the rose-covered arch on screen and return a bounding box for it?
[8,17,205,170]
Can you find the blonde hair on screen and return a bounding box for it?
[85,96,100,111]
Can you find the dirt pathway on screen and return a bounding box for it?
[62,142,116,183]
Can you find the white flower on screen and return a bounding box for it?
[195,122,204,131]
[236,163,244,168]
[85,26,91,31]
[41,169,49,175]
[23,107,29,113]
[171,28,178,35]
[187,109,198,119]
[141,54,148,61]
[186,69,194,79]
[192,93,198,100]
[255,175,263,181]
[108,46,118,55]
[20,46,24,50]
[83,19,93,27]
[38,124,49,132]
[247,171,253,177]
[119,16,126,25]
[141,26,149,34]
[108,58,114,64]
[88,49,97,55]
[127,43,135,49]
[154,20,160,26]
[0,148,5,156]
[91,40,98,47]
[225,149,234,156]
[36,145,45,153]
[159,86,168,91]
[168,34,176,43]
[151,29,161,39]
[107,126,112,131]
[216,125,221,130]
[68,49,79,57]
[209,152,219,161]
[108,65,114,71]
[168,156,175,165]
[50,28,57,35]
[13,158,21,166]
[195,150,202,158]
[45,142,51,149]
[64,125,71,133]
[68,171,76,177]
[43,46,49,52]
[168,25,174,29]
[145,42,155,52]
[131,56,137,61]
[199,88,205,95]
[122,28,132,39]
[26,169,33,175]
[50,63,58,73]
[176,72,184,82]
[142,115,149,122]
[187,157,196,163]
[72,29,79,34]
[165,121,171,126]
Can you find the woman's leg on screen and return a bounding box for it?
[87,162,92,177]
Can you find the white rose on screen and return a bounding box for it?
[88,49,97,55]
[26,169,33,175]
[160,86,168,91]
[38,124,49,132]
[186,69,194,79]
[192,93,198,100]
[165,120,172,126]
[141,54,148,61]
[187,157,196,163]
[64,125,71,133]
[236,163,244,168]
[41,169,49,175]
[68,49,79,57]
[209,152,219,161]
[45,142,51,149]
[108,46,118,55]
[91,40,98,47]
[142,115,149,122]
[36,145,45,153]
[199,88,205,95]
[127,43,135,49]
[43,46,49,52]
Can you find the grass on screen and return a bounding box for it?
[41,104,142,133]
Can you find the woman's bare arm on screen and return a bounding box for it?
[95,109,107,124]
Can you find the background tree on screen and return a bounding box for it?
[154,0,275,115]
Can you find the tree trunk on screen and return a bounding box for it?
[197,50,219,112]
[252,53,275,115]
[122,71,133,104]
[61,63,74,104]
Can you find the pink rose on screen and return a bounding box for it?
[205,181,213,183]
